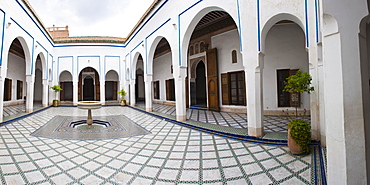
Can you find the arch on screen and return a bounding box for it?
[78,67,100,101]
[195,61,207,106]
[181,6,242,67]
[105,70,119,101]
[59,70,73,82]
[6,37,32,75]
[147,36,173,75]
[323,14,339,37]
[131,52,143,78]
[261,13,305,52]
[35,52,47,79]
[190,58,207,78]
[105,70,119,81]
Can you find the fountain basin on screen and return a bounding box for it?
[77,101,102,128]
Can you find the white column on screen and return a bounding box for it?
[144,74,153,112]
[124,80,130,104]
[48,81,53,105]
[42,79,48,107]
[26,75,35,113]
[100,80,105,105]
[73,81,78,105]
[175,66,187,121]
[130,79,136,106]
[245,52,264,137]
[0,77,4,122]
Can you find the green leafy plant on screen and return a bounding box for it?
[117,89,127,101]
[50,85,63,100]
[283,70,314,154]
[287,119,311,154]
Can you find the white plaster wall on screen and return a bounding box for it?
[153,52,173,101]
[57,57,73,81]
[6,53,26,103]
[263,23,309,111]
[211,29,244,108]
[104,56,120,80]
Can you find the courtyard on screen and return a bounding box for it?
[0,105,326,184]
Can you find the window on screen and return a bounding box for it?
[165,79,175,101]
[153,81,160,99]
[17,80,23,100]
[232,50,237,63]
[277,69,300,107]
[221,71,246,105]
[4,78,12,101]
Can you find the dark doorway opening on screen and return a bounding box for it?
[196,61,207,107]
[83,76,94,101]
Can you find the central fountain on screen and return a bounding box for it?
[77,101,102,129]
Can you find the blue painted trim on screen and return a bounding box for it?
[305,0,309,47]
[54,44,125,48]
[315,0,319,43]
[104,55,120,80]
[77,56,101,75]
[14,0,53,46]
[131,41,144,53]
[319,145,327,184]
[178,0,203,66]
[236,0,243,51]
[57,56,73,81]
[125,0,169,46]
[144,18,171,74]
[257,0,261,51]
[0,9,5,66]
[35,41,49,78]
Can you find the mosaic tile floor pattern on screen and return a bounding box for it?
[0,106,322,184]
[136,103,311,133]
[3,102,43,118]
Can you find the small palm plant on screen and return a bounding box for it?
[117,89,127,106]
[50,85,63,107]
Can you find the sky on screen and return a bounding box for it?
[27,0,154,38]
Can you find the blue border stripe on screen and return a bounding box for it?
[305,0,309,47]
[315,0,319,43]
[55,44,125,48]
[236,0,243,51]
[57,56,73,81]
[14,0,53,46]
[0,9,5,66]
[257,0,261,51]
[104,56,120,80]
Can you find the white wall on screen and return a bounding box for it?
[6,53,26,104]
[263,23,309,111]
[153,52,173,101]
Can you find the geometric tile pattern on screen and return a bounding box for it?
[0,106,324,184]
[3,102,43,118]
[136,103,311,133]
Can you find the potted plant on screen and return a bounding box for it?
[117,89,127,106]
[283,70,314,155]
[50,85,63,107]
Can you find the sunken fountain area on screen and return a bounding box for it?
[30,103,150,140]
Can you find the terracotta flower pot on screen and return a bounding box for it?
[288,128,303,155]
[53,100,59,107]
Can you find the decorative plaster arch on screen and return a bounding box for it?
[35,52,47,79]
[131,52,143,79]
[59,70,73,82]
[261,13,305,52]
[323,14,339,37]
[181,6,241,67]
[5,37,32,75]
[147,36,173,75]
[77,66,99,77]
[105,69,119,81]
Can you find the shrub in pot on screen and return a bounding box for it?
[50,85,63,107]
[117,89,127,106]
[283,70,314,154]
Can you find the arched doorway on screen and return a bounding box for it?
[195,61,206,106]
[187,10,242,112]
[135,56,145,102]
[34,56,43,106]
[262,19,309,130]
[105,70,119,101]
[4,38,27,116]
[59,71,73,101]
[78,67,100,101]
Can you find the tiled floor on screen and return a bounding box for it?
[135,103,311,133]
[0,106,325,184]
[3,102,43,118]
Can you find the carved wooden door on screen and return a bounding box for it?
[206,48,220,111]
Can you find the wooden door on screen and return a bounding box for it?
[60,82,65,101]
[113,81,118,100]
[206,48,220,111]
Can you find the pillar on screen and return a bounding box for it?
[144,74,153,112]
[100,79,105,105]
[42,79,48,107]
[175,66,187,121]
[130,79,136,106]
[73,80,78,105]
[26,75,35,113]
